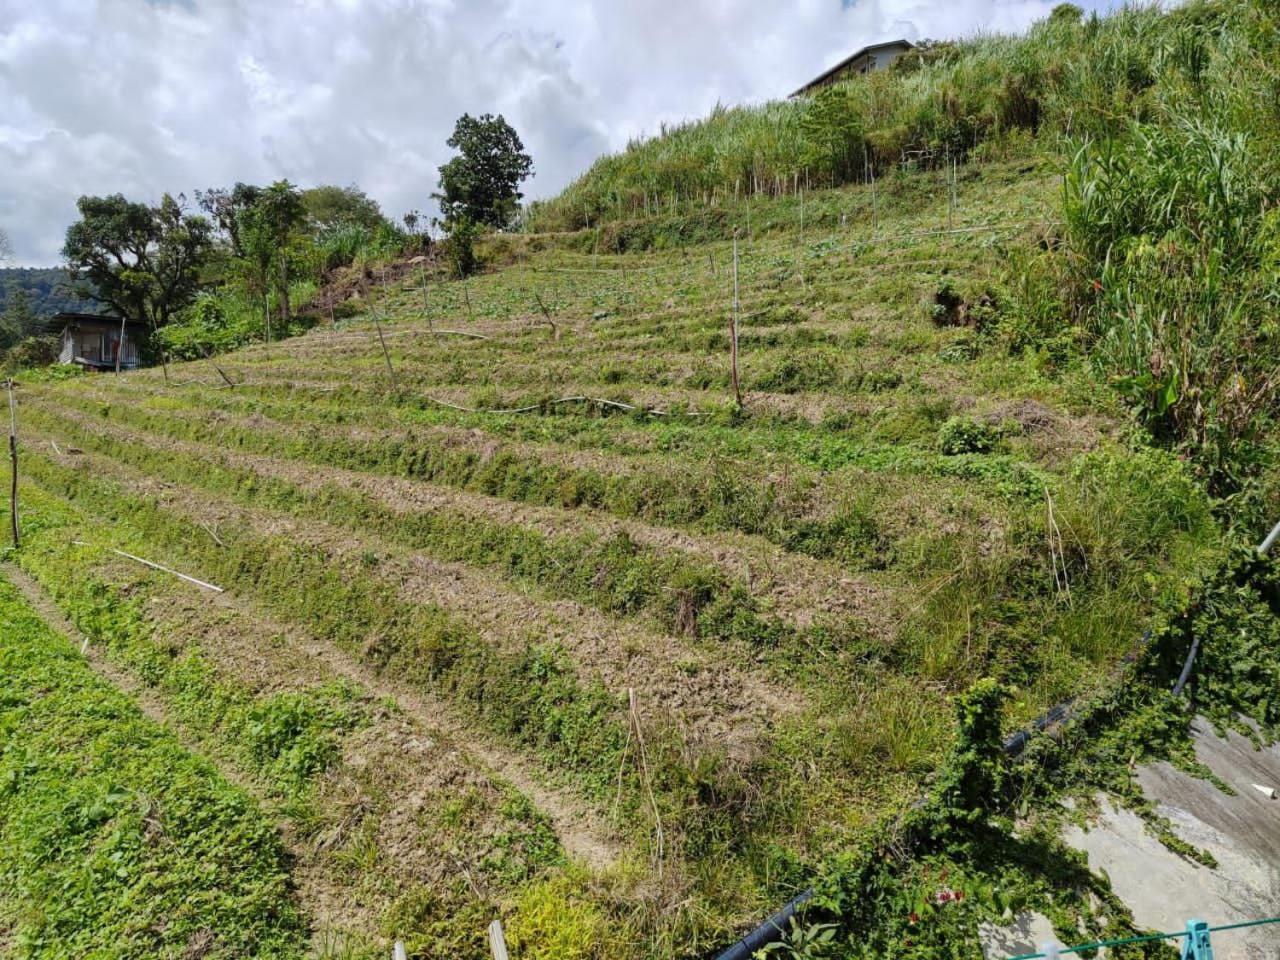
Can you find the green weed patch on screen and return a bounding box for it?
[0,574,307,958]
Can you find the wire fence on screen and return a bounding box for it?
[1009,915,1280,959]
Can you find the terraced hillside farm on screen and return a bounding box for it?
[2,159,1224,958]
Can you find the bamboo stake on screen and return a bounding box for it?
[947,156,956,230]
[422,393,677,416]
[532,292,559,340]
[366,274,398,388]
[628,688,664,879]
[871,166,879,234]
[419,261,431,329]
[149,314,172,384]
[7,379,17,549]
[730,236,742,408]
[461,269,475,324]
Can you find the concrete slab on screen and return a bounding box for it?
[1062,719,1280,960]
[979,911,1058,960]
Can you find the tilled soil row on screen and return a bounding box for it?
[34,394,887,632]
[4,544,617,948]
[31,440,798,760]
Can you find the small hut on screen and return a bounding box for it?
[54,313,146,370]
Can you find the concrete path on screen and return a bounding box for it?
[1063,719,1280,960]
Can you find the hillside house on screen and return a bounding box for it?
[54,313,145,370]
[789,40,915,98]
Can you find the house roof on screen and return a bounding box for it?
[53,312,146,328]
[789,39,914,98]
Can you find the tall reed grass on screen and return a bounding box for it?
[526,4,1189,232]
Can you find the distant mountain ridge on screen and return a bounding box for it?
[0,267,97,327]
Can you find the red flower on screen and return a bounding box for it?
[1092,279,1103,292]
[909,912,920,924]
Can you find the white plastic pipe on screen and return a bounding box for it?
[1258,519,1280,556]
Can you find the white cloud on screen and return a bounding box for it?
[0,0,1112,265]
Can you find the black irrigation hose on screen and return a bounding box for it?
[713,628,1160,959]
[1171,634,1201,698]
[713,891,813,960]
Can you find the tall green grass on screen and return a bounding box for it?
[526,3,1198,232]
[1052,0,1280,506]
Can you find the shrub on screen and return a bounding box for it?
[445,218,480,278]
[937,416,999,455]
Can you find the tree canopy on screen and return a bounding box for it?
[62,193,213,329]
[301,185,387,233]
[435,113,533,228]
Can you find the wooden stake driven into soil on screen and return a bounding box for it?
[115,314,127,376]
[628,687,664,879]
[532,291,559,340]
[7,379,17,549]
[730,236,743,408]
[418,259,432,330]
[364,273,398,388]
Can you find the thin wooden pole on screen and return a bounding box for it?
[149,314,172,384]
[115,315,127,375]
[947,156,956,230]
[871,166,878,235]
[370,273,398,388]
[628,687,664,878]
[730,236,742,408]
[459,264,475,325]
[7,379,18,549]
[419,262,432,330]
[279,249,290,331]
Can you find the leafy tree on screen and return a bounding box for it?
[434,113,533,228]
[62,193,212,331]
[253,181,307,323]
[301,185,387,234]
[0,287,35,349]
[196,183,263,257]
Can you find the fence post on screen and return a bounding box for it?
[392,940,407,960]
[488,919,509,960]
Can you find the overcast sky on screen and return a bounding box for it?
[0,0,1112,266]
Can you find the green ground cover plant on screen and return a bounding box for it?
[0,573,307,958]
